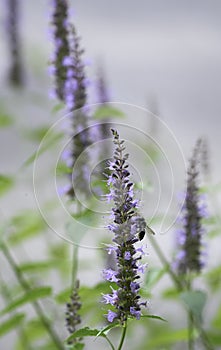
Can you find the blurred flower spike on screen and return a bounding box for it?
[174,139,208,275]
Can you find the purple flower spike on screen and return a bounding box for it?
[130,307,141,320]
[174,139,208,275]
[102,129,147,324]
[102,269,118,283]
[107,310,118,323]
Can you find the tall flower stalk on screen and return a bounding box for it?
[103,129,147,331]
[50,0,70,100]
[174,139,207,277]
[6,0,24,86]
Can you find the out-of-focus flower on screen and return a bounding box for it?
[6,0,24,86]
[174,139,207,275]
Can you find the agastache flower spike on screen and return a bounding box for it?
[102,129,147,324]
[65,280,82,345]
[65,24,91,200]
[6,0,24,86]
[174,139,207,275]
[50,0,70,100]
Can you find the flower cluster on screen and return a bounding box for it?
[65,280,82,344]
[102,129,147,324]
[63,25,91,200]
[6,0,24,86]
[174,140,207,275]
[50,0,70,100]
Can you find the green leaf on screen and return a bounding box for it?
[68,343,85,350]
[144,267,166,290]
[66,327,102,343]
[147,328,189,347]
[24,126,50,143]
[207,331,221,345]
[0,313,25,337]
[95,322,120,338]
[0,114,13,127]
[141,315,167,322]
[18,260,59,273]
[180,290,207,322]
[0,287,52,316]
[162,287,179,299]
[205,265,221,291]
[51,102,65,114]
[8,211,46,245]
[212,304,221,329]
[93,105,125,120]
[0,175,14,196]
[23,130,63,167]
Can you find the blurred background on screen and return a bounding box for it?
[0,1,221,349]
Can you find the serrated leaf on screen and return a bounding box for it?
[0,287,52,316]
[94,105,125,120]
[0,114,13,127]
[0,313,25,337]
[66,327,102,343]
[180,290,207,322]
[0,174,14,196]
[141,315,167,322]
[95,322,120,338]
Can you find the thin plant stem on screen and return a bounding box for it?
[187,277,194,350]
[1,240,64,350]
[148,235,214,350]
[71,244,78,288]
[117,321,127,350]
[105,335,115,350]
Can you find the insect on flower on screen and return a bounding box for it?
[138,225,155,241]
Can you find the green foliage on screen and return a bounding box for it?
[0,174,14,196]
[0,287,52,316]
[93,105,125,120]
[144,267,166,290]
[8,210,46,245]
[179,290,207,322]
[0,113,14,127]
[0,313,25,337]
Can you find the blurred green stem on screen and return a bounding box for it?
[148,235,214,350]
[71,244,78,288]
[187,278,194,350]
[1,240,64,350]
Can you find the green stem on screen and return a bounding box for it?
[187,278,194,350]
[1,241,64,350]
[148,235,183,290]
[148,235,214,350]
[117,321,127,350]
[105,335,115,350]
[71,244,78,288]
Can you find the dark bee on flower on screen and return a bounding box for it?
[138,230,145,241]
[138,225,155,240]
